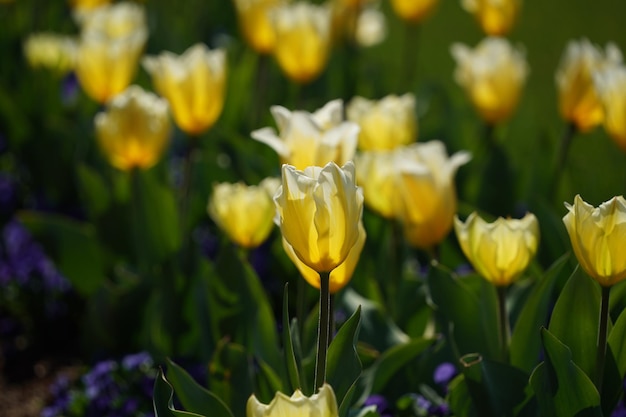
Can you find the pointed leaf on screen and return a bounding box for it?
[153,369,206,417]
[327,306,362,408]
[283,283,302,392]
[165,359,234,417]
[609,306,626,378]
[529,328,602,417]
[510,254,568,372]
[77,163,111,219]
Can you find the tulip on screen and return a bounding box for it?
[74,2,148,103]
[142,44,227,136]
[593,65,626,151]
[396,141,471,250]
[94,85,171,171]
[347,93,416,151]
[556,39,623,132]
[563,195,626,287]
[251,102,359,170]
[68,0,110,10]
[354,150,406,219]
[454,212,539,287]
[451,37,528,125]
[274,161,364,273]
[232,0,285,54]
[208,178,279,249]
[563,194,626,392]
[23,32,77,74]
[354,6,387,48]
[390,0,439,24]
[270,2,332,83]
[460,0,521,36]
[247,384,338,417]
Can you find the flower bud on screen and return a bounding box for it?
[247,384,338,417]
[461,0,521,36]
[390,0,439,24]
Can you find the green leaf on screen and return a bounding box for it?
[426,263,500,360]
[76,163,111,219]
[165,359,234,417]
[457,353,531,417]
[448,374,478,417]
[153,368,206,417]
[327,306,362,411]
[609,306,626,379]
[510,254,568,372]
[18,211,107,296]
[283,283,302,392]
[208,341,254,417]
[529,328,602,417]
[548,265,601,378]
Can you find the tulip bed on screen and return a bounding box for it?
[2,0,626,417]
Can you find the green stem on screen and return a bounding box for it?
[550,121,577,197]
[179,135,198,274]
[595,285,611,393]
[315,271,331,390]
[130,169,147,274]
[497,285,510,362]
[401,22,420,93]
[328,293,335,343]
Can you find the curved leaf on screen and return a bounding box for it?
[153,368,206,417]
[282,283,302,392]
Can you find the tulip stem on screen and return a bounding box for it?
[401,22,420,93]
[497,285,510,362]
[550,121,577,198]
[315,271,331,390]
[595,285,611,393]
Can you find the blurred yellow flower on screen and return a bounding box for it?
[270,2,332,83]
[232,0,285,54]
[94,85,171,171]
[74,2,148,103]
[247,384,338,417]
[274,161,364,274]
[556,39,623,132]
[347,93,416,151]
[390,0,439,24]
[68,0,110,11]
[354,150,405,219]
[251,101,358,170]
[23,32,77,74]
[143,43,227,136]
[451,37,528,125]
[208,178,279,249]
[454,212,539,287]
[396,141,471,249]
[354,6,387,47]
[461,0,521,36]
[563,195,626,287]
[595,65,626,151]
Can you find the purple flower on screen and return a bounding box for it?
[363,394,392,417]
[414,394,432,411]
[433,362,457,388]
[122,352,153,371]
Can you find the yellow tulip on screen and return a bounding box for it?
[208,178,279,249]
[556,39,623,132]
[23,32,77,74]
[454,212,539,287]
[563,195,626,287]
[68,0,110,10]
[390,0,439,24]
[460,0,521,36]
[451,37,528,124]
[142,43,227,136]
[354,150,406,219]
[594,65,626,151]
[270,2,332,84]
[347,93,416,151]
[232,0,286,54]
[274,161,364,273]
[251,101,358,170]
[354,7,387,48]
[247,384,338,417]
[94,85,171,171]
[396,141,471,249]
[74,2,148,103]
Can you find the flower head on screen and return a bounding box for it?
[556,39,623,132]
[563,195,626,287]
[208,178,279,249]
[270,1,332,83]
[143,43,227,136]
[252,101,358,170]
[23,33,77,74]
[74,2,148,103]
[451,37,528,124]
[461,0,521,36]
[94,85,171,171]
[347,93,417,151]
[390,0,439,23]
[247,384,338,417]
[454,212,540,287]
[274,161,364,274]
[233,0,286,54]
[594,64,626,151]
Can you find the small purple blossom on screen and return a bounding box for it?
[122,351,153,371]
[363,394,392,417]
[433,362,457,388]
